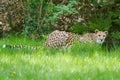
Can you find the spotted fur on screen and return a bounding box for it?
[45,29,108,48]
[45,30,76,48]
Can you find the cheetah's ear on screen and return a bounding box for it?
[104,31,108,35]
[95,29,99,33]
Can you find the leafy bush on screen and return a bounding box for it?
[23,0,43,39]
[23,0,78,39]
[1,0,119,41]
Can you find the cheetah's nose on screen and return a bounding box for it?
[101,39,104,42]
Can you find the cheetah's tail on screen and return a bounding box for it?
[2,44,41,49]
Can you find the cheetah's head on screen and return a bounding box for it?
[95,29,108,44]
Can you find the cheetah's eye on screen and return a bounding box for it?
[103,35,105,37]
[98,35,101,37]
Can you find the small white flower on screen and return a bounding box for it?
[0,21,2,25]
[2,44,6,48]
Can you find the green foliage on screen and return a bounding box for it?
[112,32,120,39]
[88,15,111,31]
[70,0,114,33]
[1,0,119,41]
[70,12,111,33]
[44,0,78,24]
[92,0,104,6]
[23,0,41,38]
[108,3,120,39]
[70,22,90,34]
[22,0,79,39]
[23,0,52,39]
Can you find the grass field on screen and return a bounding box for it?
[0,36,120,80]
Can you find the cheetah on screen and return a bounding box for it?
[45,29,108,48]
[2,29,108,49]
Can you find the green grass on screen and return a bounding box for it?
[0,36,120,80]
